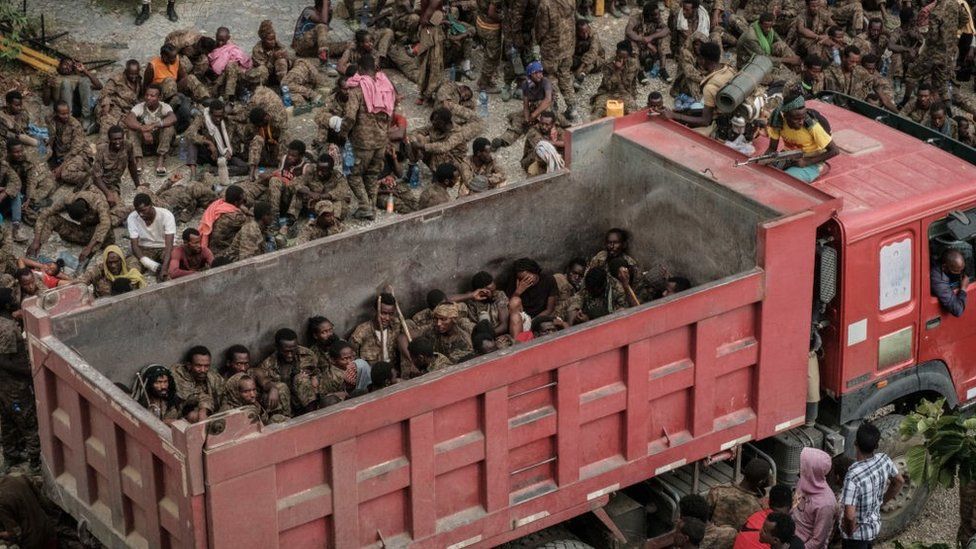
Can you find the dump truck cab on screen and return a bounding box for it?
[811,103,976,420]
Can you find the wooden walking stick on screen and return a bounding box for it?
[383,284,412,342]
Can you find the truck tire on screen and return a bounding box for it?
[502,526,582,548]
[874,413,931,540]
[535,541,595,549]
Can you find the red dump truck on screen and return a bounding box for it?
[22,97,976,548]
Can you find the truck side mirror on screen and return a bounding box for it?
[817,242,838,306]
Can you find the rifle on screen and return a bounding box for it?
[733,149,803,167]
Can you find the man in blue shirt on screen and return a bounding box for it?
[931,248,969,317]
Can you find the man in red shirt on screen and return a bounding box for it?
[169,228,214,279]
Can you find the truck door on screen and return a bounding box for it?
[918,209,976,405]
[872,228,920,379]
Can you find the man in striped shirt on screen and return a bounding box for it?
[840,423,905,548]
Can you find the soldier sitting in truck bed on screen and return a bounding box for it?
[172,346,226,423]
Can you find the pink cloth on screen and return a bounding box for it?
[345,72,396,116]
[198,199,240,248]
[792,448,837,549]
[208,43,253,76]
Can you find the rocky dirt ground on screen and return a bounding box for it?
[3,0,962,545]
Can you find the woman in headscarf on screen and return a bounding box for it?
[78,245,147,298]
[792,447,837,548]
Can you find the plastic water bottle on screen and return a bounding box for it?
[342,142,355,176]
[12,401,20,413]
[831,48,841,66]
[948,81,954,102]
[449,65,457,82]
[360,0,371,27]
[478,91,489,118]
[178,136,190,163]
[508,46,524,76]
[649,62,660,78]
[281,85,293,108]
[408,164,420,188]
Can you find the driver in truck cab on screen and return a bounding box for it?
[763,91,839,183]
[931,248,969,317]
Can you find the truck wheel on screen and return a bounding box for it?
[535,541,595,549]
[874,413,931,540]
[502,526,583,548]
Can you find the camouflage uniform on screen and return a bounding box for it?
[736,25,798,82]
[78,256,140,298]
[0,108,29,154]
[396,181,450,212]
[250,40,295,86]
[578,284,628,321]
[907,0,968,98]
[281,58,328,106]
[823,64,882,100]
[475,0,505,89]
[831,0,865,33]
[0,316,40,466]
[417,19,446,101]
[573,32,606,77]
[410,107,484,186]
[341,85,391,215]
[502,0,536,88]
[591,58,640,117]
[208,209,249,258]
[171,362,226,415]
[628,10,670,70]
[156,180,218,224]
[247,86,290,173]
[411,303,473,333]
[292,169,352,220]
[256,346,320,414]
[47,114,87,168]
[0,210,16,275]
[470,154,507,190]
[790,7,835,57]
[702,523,739,549]
[349,320,403,365]
[34,189,112,248]
[416,324,474,364]
[520,125,564,174]
[56,149,94,193]
[246,362,293,420]
[427,352,454,372]
[3,156,52,213]
[295,219,344,244]
[554,274,581,320]
[706,484,763,529]
[535,0,577,111]
[224,218,267,262]
[671,38,705,98]
[96,71,144,141]
[899,100,929,123]
[218,373,288,425]
[466,291,514,347]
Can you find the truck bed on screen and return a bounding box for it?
[25,114,838,548]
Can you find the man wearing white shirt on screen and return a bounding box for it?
[127,193,176,281]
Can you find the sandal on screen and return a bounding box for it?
[155,167,168,177]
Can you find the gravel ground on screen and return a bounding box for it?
[879,485,960,548]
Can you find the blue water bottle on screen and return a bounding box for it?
[281,85,293,108]
[407,163,420,188]
[178,135,190,163]
[342,142,355,176]
[478,91,489,118]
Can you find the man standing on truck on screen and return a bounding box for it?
[763,92,840,183]
[840,422,905,549]
[931,248,969,317]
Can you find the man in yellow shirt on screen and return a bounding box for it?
[763,93,839,182]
